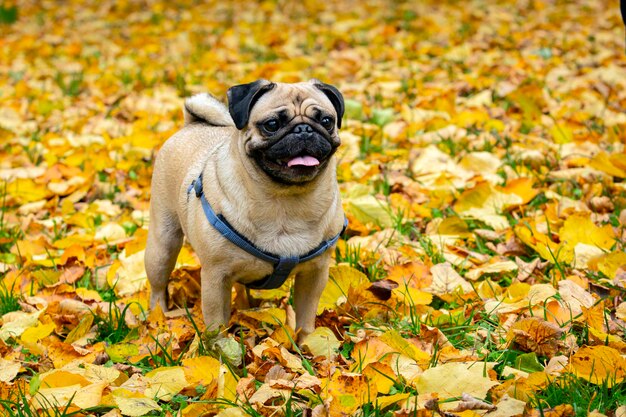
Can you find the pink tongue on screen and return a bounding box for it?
[287,155,320,167]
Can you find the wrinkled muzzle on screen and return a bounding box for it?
[252,124,337,184]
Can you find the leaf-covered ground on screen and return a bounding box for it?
[2,0,626,416]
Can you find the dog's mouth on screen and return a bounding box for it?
[286,155,320,167]
[251,130,336,184]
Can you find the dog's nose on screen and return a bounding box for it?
[293,124,313,134]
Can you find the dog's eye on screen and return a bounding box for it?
[321,116,334,130]
[263,119,280,133]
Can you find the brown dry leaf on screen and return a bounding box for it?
[525,404,575,417]
[367,279,400,300]
[450,393,496,411]
[507,317,564,357]
[465,259,518,281]
[427,262,473,295]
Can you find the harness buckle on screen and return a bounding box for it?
[247,256,299,290]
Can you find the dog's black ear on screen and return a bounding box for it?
[311,79,344,129]
[227,80,275,130]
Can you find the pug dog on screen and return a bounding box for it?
[145,79,345,338]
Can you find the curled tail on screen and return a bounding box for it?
[183,93,235,127]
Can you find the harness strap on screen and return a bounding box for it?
[189,173,347,290]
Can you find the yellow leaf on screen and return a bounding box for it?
[112,388,160,416]
[590,152,626,178]
[485,119,505,132]
[325,371,377,416]
[40,370,91,389]
[75,287,102,301]
[454,182,522,230]
[559,213,615,257]
[82,363,122,384]
[65,314,94,345]
[459,151,501,175]
[20,321,55,344]
[238,307,286,326]
[95,223,127,242]
[505,282,531,301]
[588,327,626,352]
[593,251,626,279]
[375,393,411,410]
[415,362,499,399]
[351,337,395,370]
[145,366,187,401]
[569,346,626,387]
[387,261,432,288]
[379,329,430,364]
[108,249,147,297]
[392,286,433,306]
[515,220,561,263]
[106,343,139,362]
[489,395,527,417]
[317,265,369,314]
[301,326,341,358]
[501,178,538,205]
[0,311,42,341]
[454,110,490,127]
[35,382,107,410]
[176,246,200,268]
[218,364,238,402]
[8,178,51,203]
[436,216,472,238]
[347,195,394,228]
[550,124,573,144]
[363,362,396,394]
[182,356,221,389]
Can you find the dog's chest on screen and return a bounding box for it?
[251,217,323,257]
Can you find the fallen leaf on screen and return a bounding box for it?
[415,362,499,399]
[569,345,626,387]
[301,326,341,358]
[507,317,564,357]
[317,265,369,315]
[0,358,21,382]
[112,388,160,416]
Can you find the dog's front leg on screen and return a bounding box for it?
[201,267,232,332]
[293,256,330,340]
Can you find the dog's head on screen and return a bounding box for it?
[227,79,344,184]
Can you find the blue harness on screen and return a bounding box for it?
[188,174,347,290]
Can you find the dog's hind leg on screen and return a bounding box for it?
[145,204,183,312]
